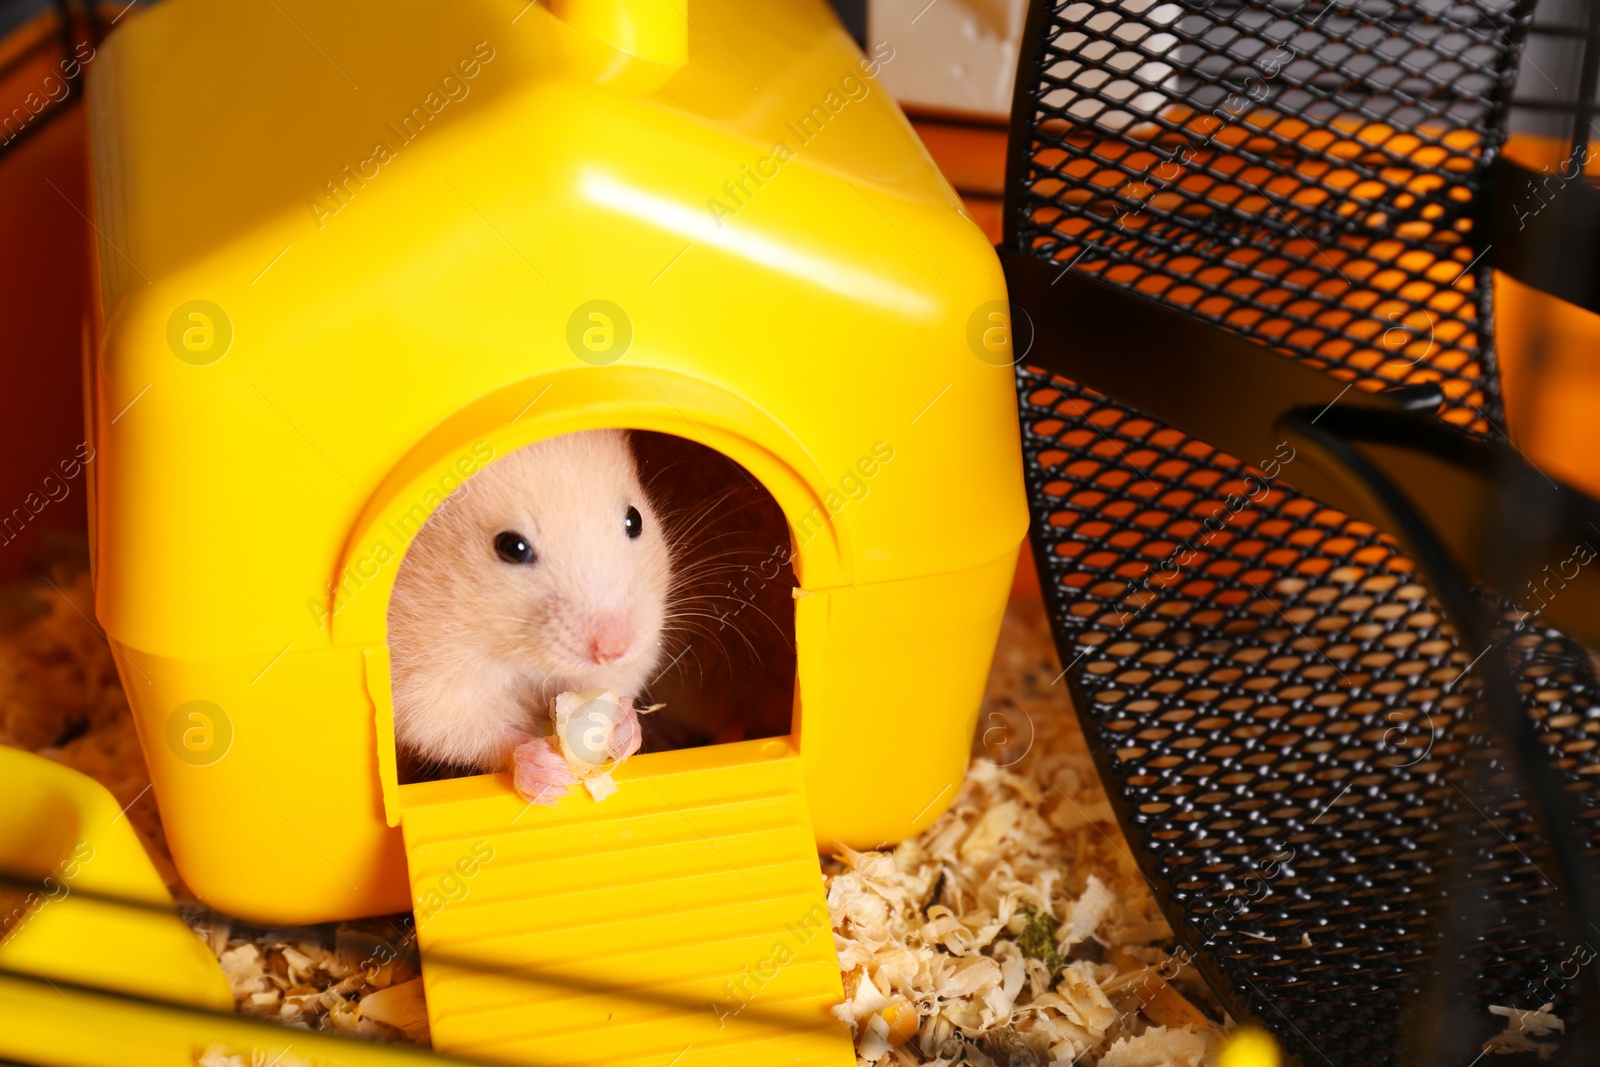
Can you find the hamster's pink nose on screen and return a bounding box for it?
[587,615,635,665]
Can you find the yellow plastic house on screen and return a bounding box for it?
[80,0,1026,1061]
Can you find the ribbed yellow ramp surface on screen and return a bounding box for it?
[398,738,856,1067]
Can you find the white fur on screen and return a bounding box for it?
[387,430,672,772]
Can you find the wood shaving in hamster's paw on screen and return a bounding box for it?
[515,688,662,805]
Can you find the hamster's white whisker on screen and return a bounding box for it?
[667,596,787,646]
[638,454,702,496]
[656,631,706,676]
[660,616,735,661]
[673,549,788,569]
[662,609,761,660]
[662,493,749,548]
[684,594,789,641]
[669,495,768,534]
[663,487,770,543]
[666,575,787,599]
[660,637,717,673]
[668,541,776,566]
[668,523,771,561]
[665,557,794,590]
[667,553,777,575]
[659,484,739,527]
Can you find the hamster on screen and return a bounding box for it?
[387,430,673,776]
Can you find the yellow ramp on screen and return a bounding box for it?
[398,737,856,1067]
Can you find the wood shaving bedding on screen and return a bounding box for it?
[18,558,1540,1064]
[823,588,1225,1065]
[1483,1004,1564,1060]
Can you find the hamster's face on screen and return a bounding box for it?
[398,429,672,690]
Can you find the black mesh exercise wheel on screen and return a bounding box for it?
[1002,0,1600,1063]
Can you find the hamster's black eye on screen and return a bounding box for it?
[494,531,536,565]
[623,506,643,540]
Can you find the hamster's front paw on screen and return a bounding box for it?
[605,696,644,762]
[511,736,579,805]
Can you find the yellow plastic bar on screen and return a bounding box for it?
[0,746,231,1012]
[0,968,474,1067]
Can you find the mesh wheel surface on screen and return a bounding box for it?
[1007,0,1533,431]
[1016,373,1599,1062]
[1005,0,1600,1061]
